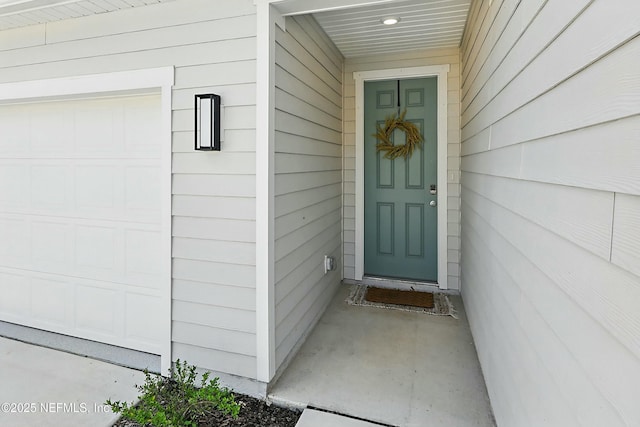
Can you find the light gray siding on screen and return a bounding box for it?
[273,15,343,370]
[343,48,462,288]
[0,0,259,379]
[460,1,640,425]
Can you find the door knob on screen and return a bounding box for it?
[429,200,437,207]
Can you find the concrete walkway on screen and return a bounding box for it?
[0,285,494,427]
[0,337,144,427]
[272,284,495,427]
[296,408,383,427]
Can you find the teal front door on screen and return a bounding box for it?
[364,77,438,282]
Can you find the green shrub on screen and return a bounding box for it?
[107,359,240,426]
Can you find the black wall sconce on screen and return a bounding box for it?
[194,93,221,151]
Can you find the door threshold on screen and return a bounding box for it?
[358,276,459,295]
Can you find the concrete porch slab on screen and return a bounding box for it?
[270,284,495,427]
[296,408,385,427]
[0,337,145,427]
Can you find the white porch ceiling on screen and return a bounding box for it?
[312,0,471,58]
[0,0,472,58]
[0,0,176,30]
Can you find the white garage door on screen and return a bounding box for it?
[0,95,167,356]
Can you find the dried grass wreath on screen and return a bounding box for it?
[374,109,424,160]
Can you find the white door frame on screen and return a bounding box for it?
[0,67,174,374]
[354,65,449,289]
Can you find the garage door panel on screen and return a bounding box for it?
[31,277,73,328]
[75,225,118,272]
[0,165,28,207]
[0,272,29,318]
[75,285,118,337]
[0,107,28,154]
[75,105,120,154]
[125,101,162,153]
[30,109,74,153]
[75,165,118,211]
[31,165,71,211]
[126,292,163,345]
[0,215,162,287]
[0,216,29,266]
[125,165,162,220]
[0,265,164,354]
[0,94,166,356]
[32,221,71,274]
[74,225,163,288]
[125,228,162,288]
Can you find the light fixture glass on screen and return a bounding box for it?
[381,17,400,25]
[194,94,221,151]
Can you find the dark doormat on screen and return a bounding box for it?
[347,284,457,318]
[365,287,434,308]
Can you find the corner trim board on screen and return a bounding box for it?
[255,2,279,382]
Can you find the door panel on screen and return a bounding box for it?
[364,77,438,281]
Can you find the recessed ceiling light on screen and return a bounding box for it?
[381,17,400,25]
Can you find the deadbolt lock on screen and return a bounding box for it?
[430,184,437,195]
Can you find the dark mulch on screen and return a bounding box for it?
[113,393,301,427]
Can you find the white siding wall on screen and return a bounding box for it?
[0,0,259,379]
[460,1,640,425]
[273,15,343,370]
[343,48,462,289]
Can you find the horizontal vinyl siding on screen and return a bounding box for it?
[0,0,259,379]
[273,15,343,370]
[460,1,640,425]
[343,48,462,288]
